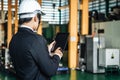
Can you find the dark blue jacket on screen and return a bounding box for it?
[9,27,60,80]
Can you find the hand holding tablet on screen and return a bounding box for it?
[51,33,69,52]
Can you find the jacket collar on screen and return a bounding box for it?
[20,25,34,32]
[18,27,34,34]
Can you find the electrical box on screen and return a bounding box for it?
[99,48,119,67]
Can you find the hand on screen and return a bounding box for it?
[48,41,56,53]
[54,47,63,59]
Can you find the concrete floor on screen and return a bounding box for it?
[0,70,120,80]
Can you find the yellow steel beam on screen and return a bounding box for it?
[7,0,12,47]
[11,5,15,8]
[55,26,60,34]
[37,0,42,4]
[58,5,68,10]
[80,0,89,35]
[37,0,42,35]
[14,0,18,33]
[68,0,78,68]
[1,0,3,10]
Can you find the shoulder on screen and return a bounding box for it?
[30,33,47,45]
[32,33,46,42]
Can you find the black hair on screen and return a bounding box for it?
[37,13,41,25]
[36,13,41,31]
[19,17,32,25]
[19,13,41,25]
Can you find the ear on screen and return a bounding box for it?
[33,15,38,22]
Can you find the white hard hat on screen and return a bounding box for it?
[19,0,44,18]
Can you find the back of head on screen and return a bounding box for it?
[18,0,42,25]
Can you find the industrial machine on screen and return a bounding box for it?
[99,48,120,67]
[85,36,105,73]
[85,20,120,73]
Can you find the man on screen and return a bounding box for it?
[9,0,63,80]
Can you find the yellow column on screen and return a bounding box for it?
[15,0,18,33]
[7,0,12,47]
[80,0,89,35]
[37,0,42,35]
[69,0,78,68]
[1,0,3,10]
[55,26,60,34]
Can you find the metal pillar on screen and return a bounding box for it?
[7,0,18,47]
[37,0,42,35]
[7,0,12,47]
[15,0,18,33]
[105,0,109,17]
[1,0,3,10]
[80,0,89,35]
[68,0,78,68]
[59,0,61,26]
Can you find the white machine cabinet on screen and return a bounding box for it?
[99,48,119,67]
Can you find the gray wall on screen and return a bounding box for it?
[92,20,120,49]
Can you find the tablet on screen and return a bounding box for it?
[52,33,69,52]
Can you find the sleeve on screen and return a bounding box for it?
[30,36,60,77]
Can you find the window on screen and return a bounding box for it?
[89,0,120,14]
[89,0,106,13]
[41,0,69,24]
[109,0,120,12]
[0,0,69,25]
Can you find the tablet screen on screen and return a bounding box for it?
[52,33,69,52]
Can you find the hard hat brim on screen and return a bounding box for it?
[18,10,45,18]
[41,11,46,15]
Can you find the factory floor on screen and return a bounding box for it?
[0,70,120,80]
